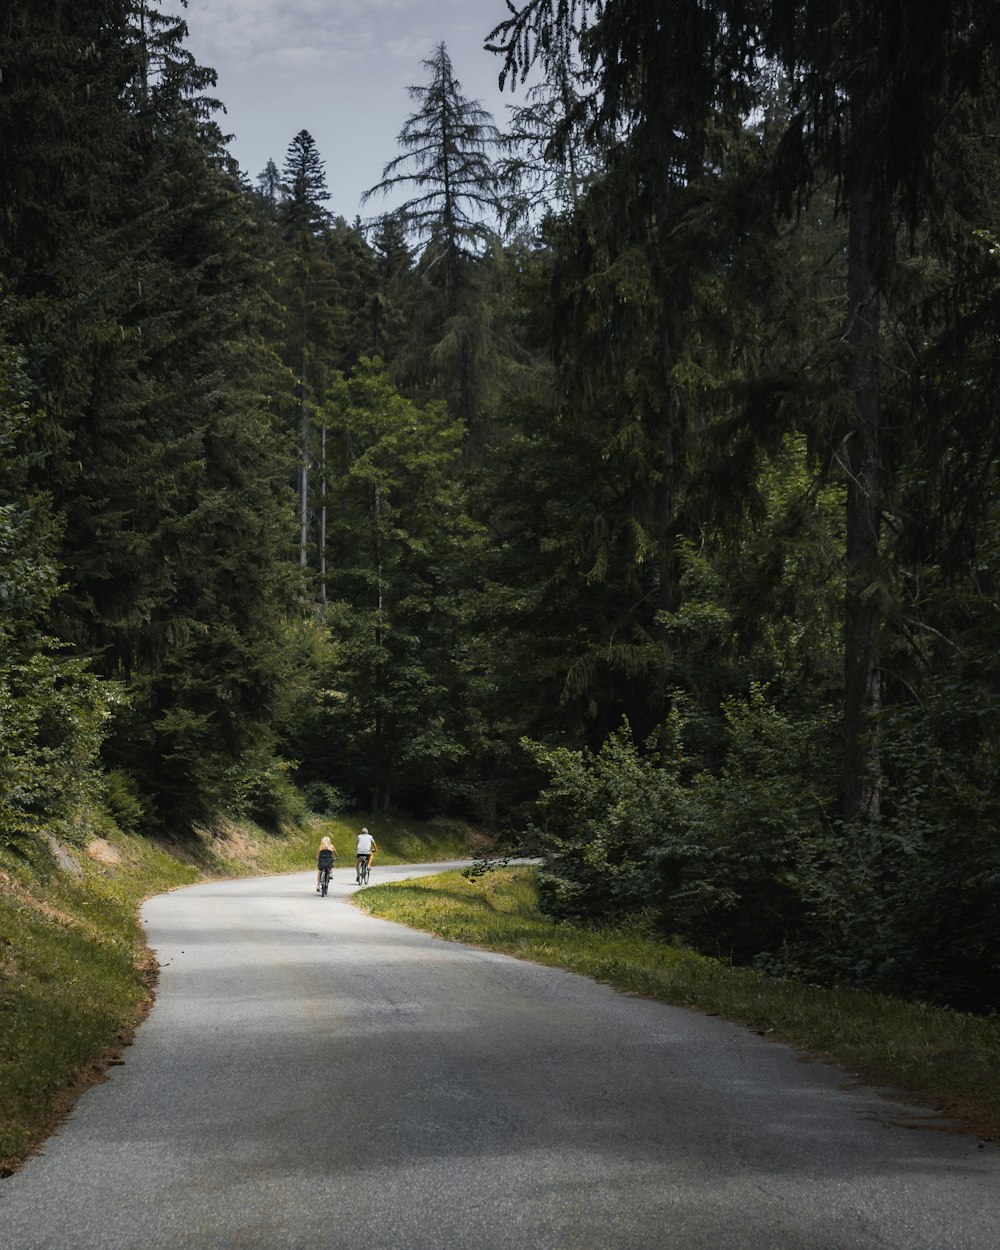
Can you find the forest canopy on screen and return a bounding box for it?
[1,1,999,1012]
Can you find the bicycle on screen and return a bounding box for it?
[356,854,371,886]
[319,863,333,896]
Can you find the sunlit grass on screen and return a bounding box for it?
[0,831,198,1172]
[357,865,1000,1143]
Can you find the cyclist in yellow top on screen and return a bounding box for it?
[316,835,337,891]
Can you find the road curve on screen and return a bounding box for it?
[2,863,998,1250]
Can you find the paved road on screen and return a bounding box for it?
[2,864,998,1249]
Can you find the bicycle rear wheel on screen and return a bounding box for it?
[320,867,330,896]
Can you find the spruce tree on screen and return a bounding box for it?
[363,44,507,438]
[2,1,306,832]
[0,330,107,846]
[491,0,1000,822]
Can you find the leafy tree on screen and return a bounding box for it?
[307,360,484,812]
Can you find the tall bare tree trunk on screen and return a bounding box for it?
[842,91,882,823]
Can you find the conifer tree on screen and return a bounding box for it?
[255,158,284,216]
[274,129,341,578]
[1,1,305,832]
[364,42,501,287]
[0,330,108,846]
[363,44,508,437]
[366,211,416,363]
[493,12,602,226]
[310,360,484,812]
[280,130,331,238]
[491,0,1000,822]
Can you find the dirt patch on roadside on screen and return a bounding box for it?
[86,838,124,866]
[466,828,499,853]
[205,820,266,867]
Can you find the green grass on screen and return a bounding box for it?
[0,829,198,1172]
[356,865,1000,1143]
[0,811,482,1174]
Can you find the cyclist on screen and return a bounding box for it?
[316,835,338,892]
[355,827,377,883]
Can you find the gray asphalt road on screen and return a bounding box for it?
[2,863,998,1250]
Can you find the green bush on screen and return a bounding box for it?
[786,674,1000,1009]
[526,690,839,962]
[650,687,838,961]
[523,717,688,922]
[301,780,349,816]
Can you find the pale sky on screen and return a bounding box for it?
[181,0,527,220]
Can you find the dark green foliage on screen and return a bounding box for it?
[4,0,1000,1018]
[1,2,305,834]
[301,780,349,817]
[280,130,331,238]
[524,722,686,922]
[305,360,485,813]
[0,334,107,846]
[526,691,838,955]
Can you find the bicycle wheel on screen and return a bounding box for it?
[320,866,330,896]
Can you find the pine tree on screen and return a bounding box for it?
[0,329,107,846]
[366,211,416,363]
[2,2,306,832]
[363,42,502,289]
[254,158,284,216]
[362,44,512,438]
[492,12,602,226]
[274,129,341,579]
[280,130,331,239]
[491,0,1000,822]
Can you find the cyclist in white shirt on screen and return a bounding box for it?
[355,827,377,882]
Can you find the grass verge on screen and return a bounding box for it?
[0,830,198,1173]
[0,812,483,1174]
[355,865,1000,1144]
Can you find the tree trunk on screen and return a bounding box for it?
[319,422,327,603]
[842,99,882,823]
[299,289,309,568]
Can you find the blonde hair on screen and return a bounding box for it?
[320,835,332,847]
